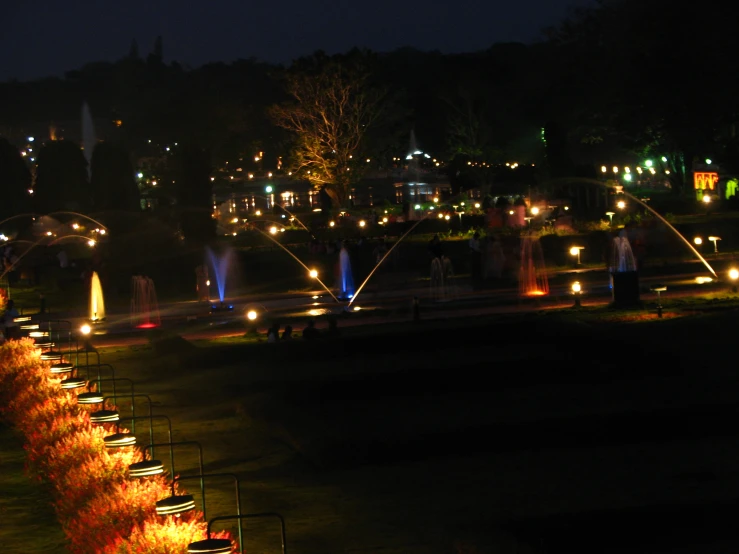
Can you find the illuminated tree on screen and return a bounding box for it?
[270,55,387,208]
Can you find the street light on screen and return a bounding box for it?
[729,268,739,293]
[650,285,666,318]
[693,237,703,246]
[572,281,582,308]
[187,512,286,554]
[708,236,721,253]
[605,211,615,225]
[616,200,626,210]
[569,246,584,265]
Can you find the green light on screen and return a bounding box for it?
[726,178,738,200]
[706,158,712,165]
[265,185,273,193]
[661,156,667,162]
[623,174,632,181]
[645,160,653,167]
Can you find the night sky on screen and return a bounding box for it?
[3,0,592,82]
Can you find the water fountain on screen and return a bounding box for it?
[348,213,432,306]
[518,236,549,297]
[130,275,160,328]
[206,247,234,312]
[81,102,96,179]
[430,256,456,302]
[547,177,717,278]
[610,231,640,308]
[89,271,105,322]
[337,242,355,300]
[255,228,340,303]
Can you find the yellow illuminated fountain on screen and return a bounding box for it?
[89,271,105,322]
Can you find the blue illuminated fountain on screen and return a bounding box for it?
[206,247,234,312]
[338,242,355,300]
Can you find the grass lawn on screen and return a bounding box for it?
[0,425,67,554]
[7,298,739,552]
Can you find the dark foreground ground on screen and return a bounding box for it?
[10,303,739,553]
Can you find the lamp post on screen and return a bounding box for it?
[91,392,151,432]
[187,512,286,554]
[77,377,134,408]
[650,285,666,318]
[572,281,582,308]
[104,414,173,455]
[569,246,584,266]
[729,268,739,293]
[74,363,118,396]
[605,211,615,225]
[129,440,204,508]
[708,236,721,253]
[158,473,243,549]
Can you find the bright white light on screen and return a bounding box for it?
[265,186,273,193]
[359,220,366,227]
[269,226,278,234]
[137,172,143,179]
[531,207,540,215]
[80,324,91,335]
[729,268,739,281]
[246,310,257,321]
[572,281,582,293]
[28,137,34,142]
[88,240,96,247]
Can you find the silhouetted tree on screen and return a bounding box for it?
[0,138,32,221]
[174,144,214,242]
[34,140,90,213]
[90,142,140,212]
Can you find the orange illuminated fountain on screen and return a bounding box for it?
[518,235,549,297]
[130,275,160,328]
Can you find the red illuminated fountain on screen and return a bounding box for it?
[130,275,161,329]
[519,235,549,297]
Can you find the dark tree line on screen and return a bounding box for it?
[2,0,739,238]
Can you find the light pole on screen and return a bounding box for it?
[708,236,721,253]
[650,285,666,318]
[729,268,738,293]
[571,281,582,308]
[605,211,615,226]
[569,246,584,266]
[187,512,286,554]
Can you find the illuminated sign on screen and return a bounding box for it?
[694,172,718,190]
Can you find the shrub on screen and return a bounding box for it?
[0,339,234,553]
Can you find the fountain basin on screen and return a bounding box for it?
[210,303,234,313]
